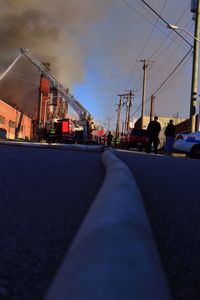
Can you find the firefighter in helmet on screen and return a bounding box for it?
[48,125,56,143]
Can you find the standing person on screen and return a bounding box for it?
[164,119,176,155]
[107,131,113,146]
[147,116,161,154]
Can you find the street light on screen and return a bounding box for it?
[167,24,200,43]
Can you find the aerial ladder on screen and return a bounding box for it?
[20,48,93,140]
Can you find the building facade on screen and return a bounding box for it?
[134,115,186,130]
[0,99,32,140]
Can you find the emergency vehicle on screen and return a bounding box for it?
[173,131,200,158]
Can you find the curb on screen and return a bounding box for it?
[0,140,103,152]
[45,150,172,300]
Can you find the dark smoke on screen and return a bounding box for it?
[0,0,107,116]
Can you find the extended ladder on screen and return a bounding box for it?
[20,48,92,120]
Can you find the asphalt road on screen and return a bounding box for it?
[115,150,200,300]
[0,145,105,300]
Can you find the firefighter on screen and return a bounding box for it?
[115,136,120,146]
[107,131,113,146]
[48,126,56,143]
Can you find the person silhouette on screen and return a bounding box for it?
[147,116,161,154]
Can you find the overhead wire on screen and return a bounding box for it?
[124,0,169,89]
[120,0,190,49]
[149,48,192,98]
[10,70,40,79]
[3,75,39,85]
[149,1,191,60]
[122,0,193,118]
[118,0,193,120]
[151,21,191,60]
[130,47,193,117]
[152,51,192,98]
[121,0,191,91]
[135,0,168,59]
[139,0,193,47]
[120,0,158,26]
[150,21,194,78]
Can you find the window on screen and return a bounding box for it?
[9,120,15,128]
[0,115,5,124]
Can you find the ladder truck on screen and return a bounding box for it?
[20,48,94,143]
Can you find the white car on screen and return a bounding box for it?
[173,131,200,158]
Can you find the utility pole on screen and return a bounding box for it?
[138,59,154,129]
[122,121,125,136]
[150,94,155,122]
[127,90,134,131]
[115,95,123,138]
[198,100,200,130]
[122,90,134,133]
[190,0,200,132]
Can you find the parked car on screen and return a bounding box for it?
[173,131,200,158]
[126,128,150,151]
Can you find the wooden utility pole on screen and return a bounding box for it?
[122,90,134,133]
[190,0,200,132]
[127,90,134,131]
[122,121,125,136]
[150,94,155,122]
[138,59,154,128]
[115,95,123,138]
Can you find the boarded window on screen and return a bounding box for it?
[9,120,15,128]
[0,115,5,124]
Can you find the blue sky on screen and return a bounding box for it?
[71,0,196,129]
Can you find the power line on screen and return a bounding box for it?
[152,51,192,97]
[124,0,168,89]
[151,19,193,61]
[152,48,192,96]
[149,2,191,60]
[10,71,40,79]
[2,75,39,84]
[120,0,191,90]
[130,48,192,117]
[120,0,191,49]
[120,0,158,26]
[139,0,193,47]
[136,0,168,59]
[150,21,194,78]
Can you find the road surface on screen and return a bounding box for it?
[115,150,200,300]
[0,144,105,300]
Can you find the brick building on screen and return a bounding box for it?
[0,99,32,140]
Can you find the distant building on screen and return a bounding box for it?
[134,115,186,130]
[175,115,200,134]
[0,99,32,140]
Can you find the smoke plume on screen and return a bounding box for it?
[0,0,107,116]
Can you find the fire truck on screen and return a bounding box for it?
[45,117,98,144]
[48,118,76,143]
